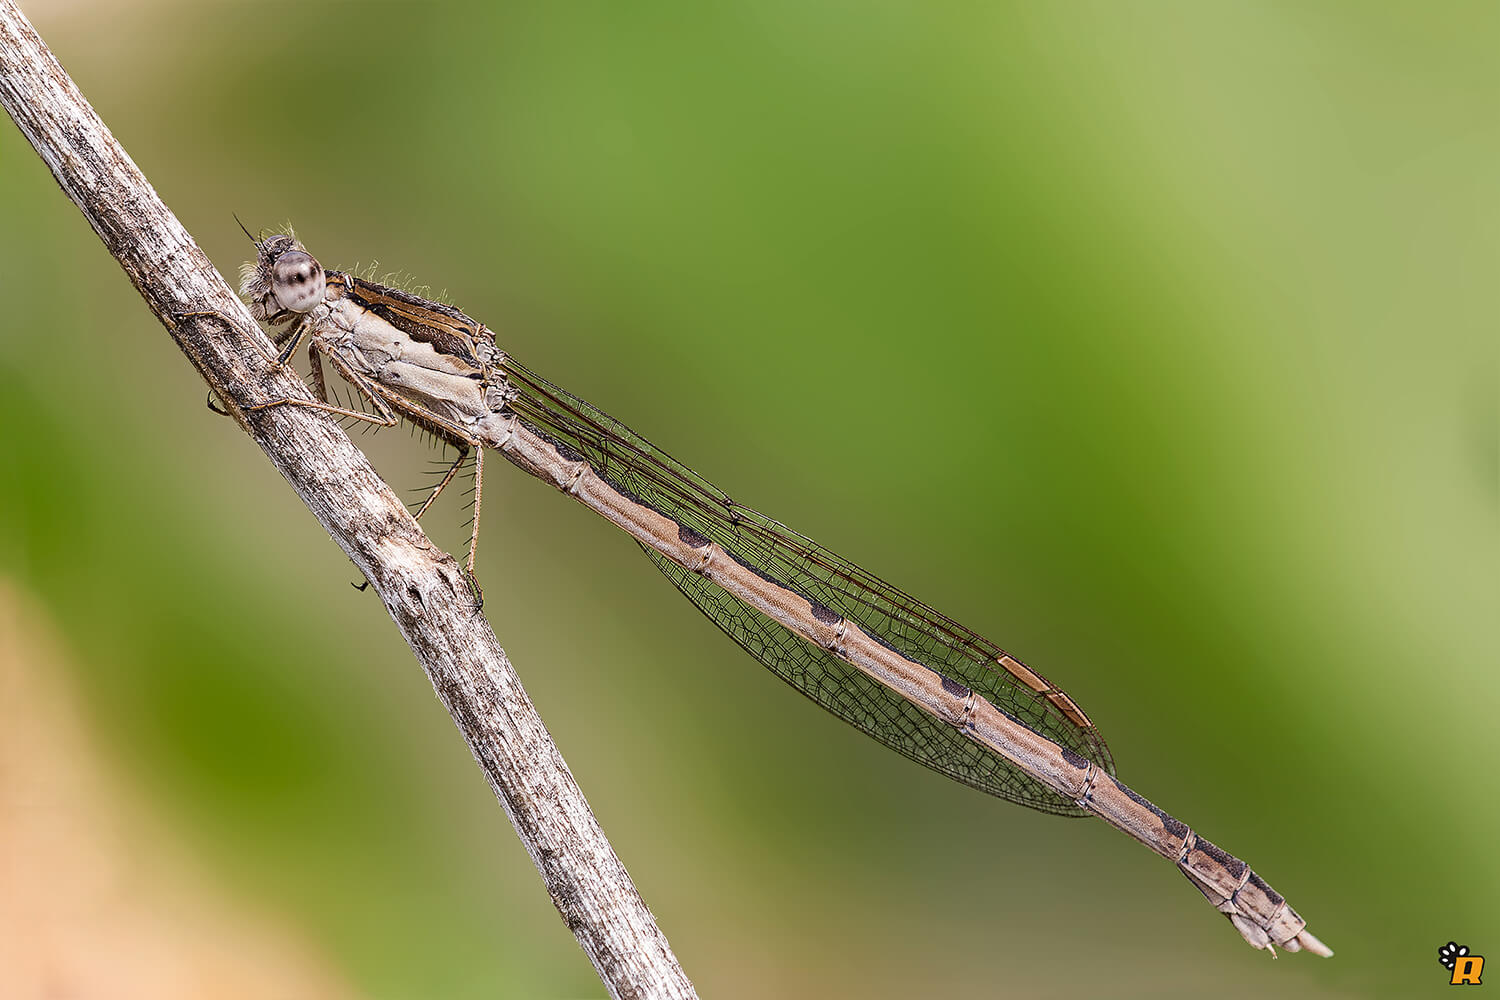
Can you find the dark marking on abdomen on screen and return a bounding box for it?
[940,675,971,698]
[678,525,710,549]
[1245,871,1282,907]
[810,602,841,625]
[1121,782,1189,841]
[1192,837,1247,878]
[552,439,587,463]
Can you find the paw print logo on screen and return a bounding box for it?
[1440,942,1470,971]
[1439,941,1486,985]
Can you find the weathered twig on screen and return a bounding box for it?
[0,5,696,998]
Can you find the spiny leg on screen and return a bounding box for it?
[272,317,313,366]
[180,310,319,416]
[307,339,330,405]
[412,440,486,610]
[412,444,470,524]
[218,331,331,418]
[464,447,485,608]
[353,443,485,609]
[321,389,487,609]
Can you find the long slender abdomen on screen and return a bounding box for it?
[477,409,1329,956]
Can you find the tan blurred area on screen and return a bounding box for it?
[0,580,362,1000]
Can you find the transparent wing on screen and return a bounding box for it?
[503,360,1115,814]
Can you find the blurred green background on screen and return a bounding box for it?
[2,1,1494,997]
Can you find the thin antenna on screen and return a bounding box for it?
[233,212,260,247]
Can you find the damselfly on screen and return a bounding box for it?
[235,231,1329,957]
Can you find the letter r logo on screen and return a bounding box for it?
[1451,955,1484,986]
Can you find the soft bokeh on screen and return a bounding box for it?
[2,2,1494,997]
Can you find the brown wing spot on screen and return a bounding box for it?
[997,654,1048,693]
[996,654,1096,728]
[1046,690,1094,729]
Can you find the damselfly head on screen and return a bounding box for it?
[240,232,326,323]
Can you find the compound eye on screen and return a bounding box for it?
[271,250,326,313]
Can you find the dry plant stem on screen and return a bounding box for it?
[0,5,696,998]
